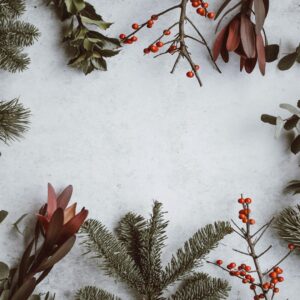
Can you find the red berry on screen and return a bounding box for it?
[119,33,126,39]
[250,277,255,283]
[150,45,159,53]
[151,14,158,20]
[143,48,150,54]
[126,39,133,44]
[274,267,283,274]
[244,265,251,272]
[238,198,245,204]
[259,295,265,299]
[240,271,246,276]
[269,272,277,279]
[131,36,138,42]
[271,278,278,284]
[274,288,279,293]
[192,1,201,7]
[186,71,194,78]
[249,219,255,225]
[288,243,295,250]
[242,218,248,223]
[196,8,206,16]
[239,214,246,219]
[242,278,249,284]
[277,276,284,282]
[194,64,200,71]
[202,2,209,8]
[216,260,223,266]
[262,282,270,290]
[132,23,139,30]
[164,29,171,35]
[250,284,256,290]
[156,41,164,48]
[245,275,251,280]
[207,12,215,19]
[168,45,177,53]
[245,198,252,204]
[147,20,154,26]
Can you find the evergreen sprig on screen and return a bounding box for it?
[276,205,300,247]
[77,201,232,300]
[0,98,31,144]
[0,0,39,72]
[49,0,120,74]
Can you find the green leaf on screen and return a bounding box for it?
[291,135,300,154]
[278,52,297,70]
[261,114,276,125]
[265,44,279,62]
[0,262,9,280]
[75,286,122,300]
[99,50,120,57]
[81,16,112,30]
[0,210,8,223]
[64,0,85,14]
[91,58,107,71]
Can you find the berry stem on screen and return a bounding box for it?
[263,251,293,276]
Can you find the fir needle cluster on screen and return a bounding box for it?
[0,0,40,72]
[76,201,233,300]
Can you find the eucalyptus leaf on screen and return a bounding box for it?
[261,114,276,125]
[284,115,299,130]
[279,103,300,117]
[0,211,8,224]
[291,135,300,154]
[0,262,9,280]
[265,44,279,62]
[275,116,284,138]
[81,16,112,30]
[278,52,297,70]
[12,213,28,235]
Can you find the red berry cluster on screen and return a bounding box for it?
[190,0,215,19]
[238,197,255,225]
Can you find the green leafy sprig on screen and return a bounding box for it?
[0,0,39,72]
[49,0,120,74]
[76,201,233,300]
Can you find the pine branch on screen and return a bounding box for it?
[284,180,300,195]
[0,20,40,47]
[162,222,233,287]
[276,205,300,246]
[116,212,147,270]
[0,0,25,20]
[139,201,168,293]
[169,273,230,300]
[0,45,29,72]
[80,219,144,291]
[75,286,122,300]
[0,98,31,143]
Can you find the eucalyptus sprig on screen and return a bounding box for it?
[49,0,120,74]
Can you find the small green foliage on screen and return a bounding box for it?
[0,0,39,72]
[49,0,120,74]
[0,99,31,144]
[278,44,300,71]
[77,201,232,300]
[0,211,8,223]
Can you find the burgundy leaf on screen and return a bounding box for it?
[226,19,240,51]
[213,26,228,61]
[245,57,257,73]
[254,0,266,34]
[256,33,266,75]
[18,240,34,285]
[240,14,256,58]
[11,278,36,300]
[57,185,73,209]
[45,208,64,246]
[47,183,57,217]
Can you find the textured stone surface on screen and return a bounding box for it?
[1,0,300,298]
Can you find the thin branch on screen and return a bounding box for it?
[257,245,272,258]
[263,251,293,276]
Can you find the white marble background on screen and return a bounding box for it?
[1,0,300,298]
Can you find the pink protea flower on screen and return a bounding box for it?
[37,183,88,242]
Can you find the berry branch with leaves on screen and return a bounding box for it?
[208,196,292,300]
[119,0,220,87]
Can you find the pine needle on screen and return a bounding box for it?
[75,286,122,300]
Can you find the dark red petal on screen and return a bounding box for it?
[226,19,240,51]
[60,208,88,242]
[57,185,73,209]
[256,33,266,75]
[213,26,228,61]
[245,57,257,73]
[240,15,256,58]
[37,214,50,230]
[47,183,57,217]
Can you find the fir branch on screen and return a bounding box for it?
[0,20,40,47]
[0,0,25,20]
[75,286,122,300]
[80,219,144,291]
[116,212,147,271]
[0,45,29,72]
[139,201,168,293]
[275,205,300,247]
[0,98,30,143]
[162,222,233,287]
[169,273,230,300]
